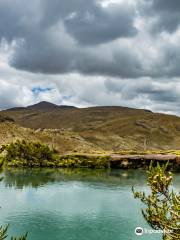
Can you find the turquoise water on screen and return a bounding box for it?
[0,168,179,240]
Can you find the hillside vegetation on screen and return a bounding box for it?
[1,140,109,168]
[1,101,180,152]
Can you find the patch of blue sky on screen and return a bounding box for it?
[32,86,53,94]
[62,95,72,100]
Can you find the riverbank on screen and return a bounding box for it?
[1,141,180,170]
[6,153,180,171]
[109,153,180,170]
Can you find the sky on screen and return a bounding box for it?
[0,0,180,115]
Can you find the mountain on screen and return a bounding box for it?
[1,101,180,151]
[8,101,76,111]
[27,101,59,110]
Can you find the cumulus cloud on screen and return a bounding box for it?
[0,0,180,115]
[146,0,180,33]
[64,2,137,45]
[1,0,180,79]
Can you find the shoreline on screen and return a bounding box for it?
[5,153,180,171]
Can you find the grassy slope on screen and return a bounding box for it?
[0,122,102,154]
[1,103,180,152]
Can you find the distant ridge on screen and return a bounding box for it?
[7,107,27,111]
[7,101,77,111]
[2,101,180,150]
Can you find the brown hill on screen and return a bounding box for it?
[8,101,76,111]
[1,102,180,151]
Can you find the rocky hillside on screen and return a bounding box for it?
[1,101,180,151]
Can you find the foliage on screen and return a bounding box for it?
[116,149,180,156]
[58,155,110,169]
[1,141,110,168]
[132,162,180,240]
[11,232,28,240]
[0,158,4,169]
[0,225,8,240]
[0,225,27,240]
[4,140,55,167]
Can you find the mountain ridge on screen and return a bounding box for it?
[7,101,77,112]
[1,101,180,151]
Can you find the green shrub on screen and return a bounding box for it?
[58,155,110,169]
[0,225,28,240]
[4,140,55,167]
[1,141,110,169]
[132,163,180,240]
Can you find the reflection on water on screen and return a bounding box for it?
[0,168,179,240]
[2,168,149,189]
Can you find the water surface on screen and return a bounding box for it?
[0,168,179,240]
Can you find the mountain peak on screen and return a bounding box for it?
[27,101,59,110]
[27,101,77,111]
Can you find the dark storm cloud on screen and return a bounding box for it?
[153,0,180,11]
[0,0,41,41]
[64,3,137,45]
[1,0,180,81]
[11,36,75,74]
[42,0,137,45]
[143,0,180,33]
[12,39,142,77]
[104,78,180,105]
[0,0,139,77]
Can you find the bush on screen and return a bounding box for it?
[1,141,110,169]
[4,140,55,167]
[58,155,110,169]
[132,163,180,240]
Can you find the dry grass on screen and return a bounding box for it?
[1,103,180,152]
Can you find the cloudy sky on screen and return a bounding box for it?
[0,0,180,115]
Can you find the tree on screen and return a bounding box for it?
[132,162,180,240]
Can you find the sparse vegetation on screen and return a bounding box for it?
[133,163,180,240]
[0,115,14,123]
[0,140,179,169]
[2,102,180,151]
[115,149,180,156]
[57,155,110,169]
[1,140,110,169]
